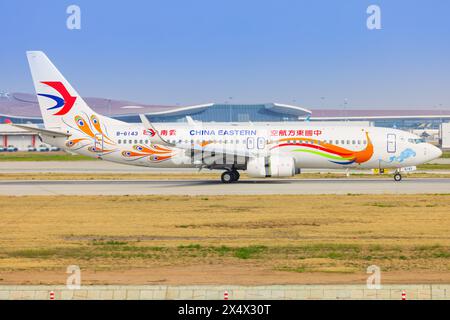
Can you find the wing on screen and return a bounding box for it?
[141,117,269,164]
[186,142,269,159]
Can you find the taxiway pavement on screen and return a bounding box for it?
[0,178,448,195]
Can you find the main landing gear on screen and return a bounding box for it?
[221,170,240,183]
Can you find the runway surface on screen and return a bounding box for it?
[0,161,370,174]
[0,178,448,195]
[0,161,449,174]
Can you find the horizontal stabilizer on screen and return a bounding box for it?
[12,124,70,137]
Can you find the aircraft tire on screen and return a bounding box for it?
[221,171,233,183]
[231,170,240,182]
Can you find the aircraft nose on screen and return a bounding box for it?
[427,144,442,161]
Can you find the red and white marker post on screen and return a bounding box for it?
[401,290,406,300]
[224,290,229,300]
[49,291,55,300]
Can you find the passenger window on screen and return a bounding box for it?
[118,139,121,144]
[129,140,132,144]
[352,140,355,145]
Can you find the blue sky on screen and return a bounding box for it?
[1,0,449,109]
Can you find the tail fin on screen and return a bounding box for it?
[26,51,101,130]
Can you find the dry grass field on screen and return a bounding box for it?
[0,194,449,284]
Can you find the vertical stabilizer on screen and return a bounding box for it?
[26,51,115,130]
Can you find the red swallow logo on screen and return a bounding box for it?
[38,81,77,116]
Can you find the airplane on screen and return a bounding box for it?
[15,51,443,183]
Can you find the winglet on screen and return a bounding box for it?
[139,114,151,127]
[139,114,175,146]
[186,116,197,125]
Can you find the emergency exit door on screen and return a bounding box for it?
[95,133,103,153]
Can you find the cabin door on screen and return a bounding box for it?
[246,137,255,149]
[387,133,396,153]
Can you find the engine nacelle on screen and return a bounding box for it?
[246,156,297,178]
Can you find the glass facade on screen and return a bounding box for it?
[2,103,447,130]
[146,104,300,123]
[0,104,302,124]
[372,119,445,130]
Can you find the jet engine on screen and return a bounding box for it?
[246,155,298,178]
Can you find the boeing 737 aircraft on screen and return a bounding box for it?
[16,51,443,183]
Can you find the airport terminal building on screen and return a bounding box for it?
[0,93,311,123]
[1,92,450,150]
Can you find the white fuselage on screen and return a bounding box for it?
[43,122,442,171]
[25,51,443,178]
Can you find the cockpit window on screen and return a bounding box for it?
[408,138,425,144]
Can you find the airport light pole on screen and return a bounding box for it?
[344,98,348,122]
[228,96,233,122]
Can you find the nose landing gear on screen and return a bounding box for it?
[221,170,240,183]
[393,172,402,182]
